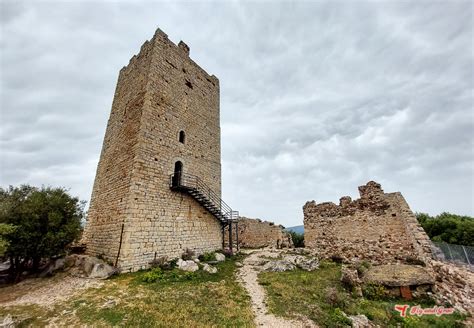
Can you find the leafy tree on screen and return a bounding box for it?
[0,223,16,257]
[289,231,305,248]
[0,185,84,278]
[416,212,474,246]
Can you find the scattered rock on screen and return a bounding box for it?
[89,263,118,279]
[295,257,319,271]
[39,258,66,277]
[193,258,200,263]
[235,262,243,267]
[0,314,14,328]
[215,253,226,262]
[341,265,361,289]
[283,255,319,271]
[38,255,117,279]
[177,259,199,272]
[262,260,296,272]
[101,299,117,309]
[348,314,372,328]
[203,263,217,274]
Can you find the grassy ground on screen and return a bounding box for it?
[0,255,255,327]
[258,260,469,328]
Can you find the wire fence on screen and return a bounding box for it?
[431,241,474,268]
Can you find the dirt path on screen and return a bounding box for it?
[0,274,103,308]
[237,249,316,328]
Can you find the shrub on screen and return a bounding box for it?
[181,248,195,261]
[149,256,167,268]
[149,256,177,270]
[142,268,164,283]
[289,231,304,248]
[327,308,352,327]
[355,260,371,275]
[199,252,216,262]
[362,283,387,301]
[325,287,347,308]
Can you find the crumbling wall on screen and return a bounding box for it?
[225,217,293,249]
[304,181,433,264]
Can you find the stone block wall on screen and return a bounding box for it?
[224,217,293,249]
[304,181,433,264]
[83,28,224,272]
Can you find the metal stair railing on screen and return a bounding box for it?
[169,172,238,224]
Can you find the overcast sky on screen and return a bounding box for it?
[1,1,473,227]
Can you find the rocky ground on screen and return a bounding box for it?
[0,249,472,327]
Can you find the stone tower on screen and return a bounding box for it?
[83,28,232,272]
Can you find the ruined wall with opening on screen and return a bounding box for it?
[224,217,293,249]
[304,181,433,264]
[83,28,223,271]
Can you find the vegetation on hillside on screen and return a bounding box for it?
[288,231,304,248]
[259,260,468,327]
[0,185,84,278]
[416,212,474,246]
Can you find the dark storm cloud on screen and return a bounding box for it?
[1,1,472,226]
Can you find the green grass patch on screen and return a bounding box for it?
[259,260,468,328]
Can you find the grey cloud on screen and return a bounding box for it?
[1,1,472,227]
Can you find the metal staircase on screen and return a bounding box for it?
[169,172,239,250]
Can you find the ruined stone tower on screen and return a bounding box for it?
[83,28,235,272]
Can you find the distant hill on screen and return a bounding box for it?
[285,225,304,234]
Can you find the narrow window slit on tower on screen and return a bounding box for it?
[179,130,185,143]
[185,80,193,89]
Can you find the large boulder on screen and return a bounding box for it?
[363,264,435,287]
[177,259,199,272]
[215,253,226,262]
[262,260,296,272]
[89,263,118,279]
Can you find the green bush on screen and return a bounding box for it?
[355,261,371,275]
[288,231,304,248]
[199,252,216,262]
[362,283,387,301]
[416,212,474,246]
[142,268,165,283]
[327,308,352,327]
[181,248,195,260]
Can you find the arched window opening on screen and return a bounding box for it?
[172,161,183,187]
[179,130,185,144]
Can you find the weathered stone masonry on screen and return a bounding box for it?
[304,181,433,264]
[224,217,293,249]
[83,28,224,272]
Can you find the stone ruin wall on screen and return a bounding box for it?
[304,181,433,265]
[83,29,223,272]
[224,217,293,249]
